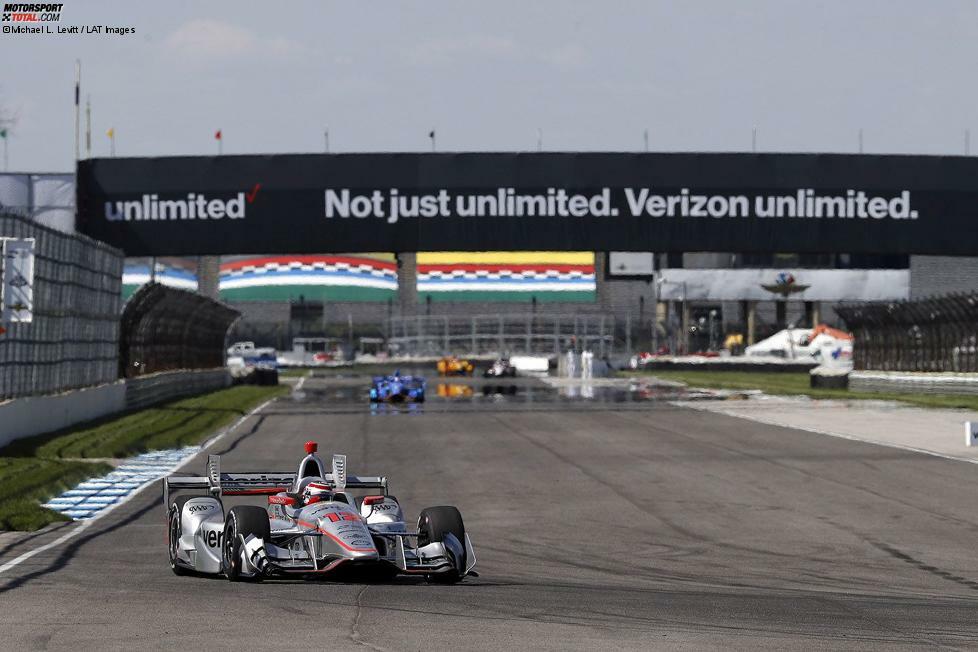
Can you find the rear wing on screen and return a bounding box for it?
[163,454,388,510]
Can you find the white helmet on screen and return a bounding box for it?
[303,480,333,503]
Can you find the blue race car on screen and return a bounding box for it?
[369,371,426,403]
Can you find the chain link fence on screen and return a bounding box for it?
[837,293,978,372]
[0,212,123,399]
[386,313,615,357]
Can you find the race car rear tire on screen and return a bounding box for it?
[418,506,466,583]
[168,496,197,576]
[222,506,270,582]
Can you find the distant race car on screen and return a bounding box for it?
[437,356,474,376]
[164,441,476,582]
[369,371,426,403]
[483,358,517,378]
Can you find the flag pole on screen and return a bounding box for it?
[2,133,7,172]
[429,129,436,152]
[324,128,329,153]
[74,59,81,161]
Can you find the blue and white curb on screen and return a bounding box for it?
[0,394,279,577]
[43,447,200,520]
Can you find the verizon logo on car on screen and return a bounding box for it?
[104,184,260,222]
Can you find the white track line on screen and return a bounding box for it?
[0,395,279,577]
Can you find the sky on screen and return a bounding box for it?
[1,0,976,172]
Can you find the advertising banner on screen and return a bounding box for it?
[76,153,978,256]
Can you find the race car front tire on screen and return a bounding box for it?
[418,506,467,583]
[168,496,196,576]
[222,506,271,582]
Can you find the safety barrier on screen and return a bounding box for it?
[0,212,123,399]
[120,282,239,378]
[849,370,978,395]
[837,293,978,372]
[124,368,231,411]
[386,313,615,358]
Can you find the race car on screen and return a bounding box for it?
[164,441,476,582]
[437,356,474,376]
[369,371,426,403]
[483,358,517,378]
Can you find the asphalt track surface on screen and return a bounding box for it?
[3,375,978,650]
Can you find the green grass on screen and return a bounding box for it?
[627,370,978,411]
[279,368,310,378]
[0,384,286,532]
[0,458,113,531]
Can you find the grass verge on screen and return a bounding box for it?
[627,370,978,411]
[0,383,286,532]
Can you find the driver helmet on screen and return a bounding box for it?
[303,481,333,503]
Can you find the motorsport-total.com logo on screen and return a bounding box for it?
[1,3,63,22]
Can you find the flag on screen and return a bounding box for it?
[0,129,6,139]
[428,130,435,139]
[215,130,222,140]
[106,128,114,138]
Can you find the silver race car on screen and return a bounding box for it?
[164,441,476,582]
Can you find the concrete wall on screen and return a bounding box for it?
[125,369,231,411]
[0,381,126,449]
[0,369,232,449]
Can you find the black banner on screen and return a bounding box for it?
[75,153,978,256]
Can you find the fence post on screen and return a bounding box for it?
[553,315,560,354]
[471,316,477,354]
[599,314,606,358]
[498,316,504,354]
[625,313,631,354]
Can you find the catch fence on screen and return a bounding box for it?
[120,282,240,377]
[386,314,616,357]
[837,293,978,372]
[0,212,123,399]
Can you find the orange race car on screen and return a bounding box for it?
[437,356,474,376]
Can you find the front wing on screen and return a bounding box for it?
[234,527,476,579]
